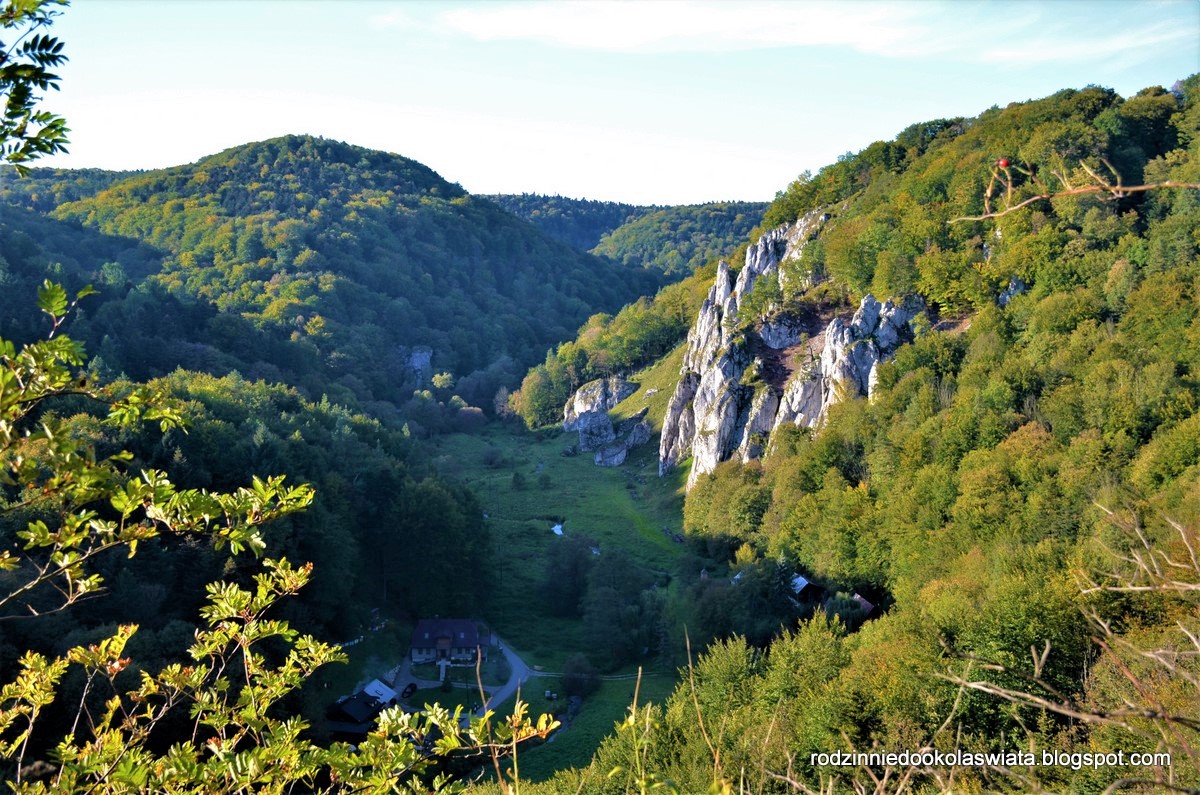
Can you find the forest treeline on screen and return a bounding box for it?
[591,201,767,275]
[487,194,766,277]
[484,194,654,251]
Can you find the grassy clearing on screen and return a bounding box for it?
[428,379,688,670]
[611,342,687,432]
[418,655,513,688]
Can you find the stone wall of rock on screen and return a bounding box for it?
[771,295,923,433]
[563,376,637,430]
[657,210,922,489]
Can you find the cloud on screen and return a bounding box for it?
[433,0,1197,67]
[438,1,932,55]
[979,20,1196,65]
[367,7,424,32]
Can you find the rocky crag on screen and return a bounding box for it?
[562,376,652,467]
[658,210,923,489]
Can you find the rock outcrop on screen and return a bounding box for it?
[998,277,1027,307]
[592,412,652,467]
[563,376,637,430]
[772,294,923,431]
[560,377,653,466]
[576,412,616,451]
[658,210,922,489]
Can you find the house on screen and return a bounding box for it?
[410,618,487,664]
[326,678,399,736]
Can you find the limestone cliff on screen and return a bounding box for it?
[563,376,637,430]
[658,211,922,489]
[771,294,923,433]
[561,377,651,466]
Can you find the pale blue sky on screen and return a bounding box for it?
[36,0,1200,204]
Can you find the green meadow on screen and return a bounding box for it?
[428,345,688,668]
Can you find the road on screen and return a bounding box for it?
[480,639,535,716]
[386,639,537,720]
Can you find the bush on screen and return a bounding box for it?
[561,653,600,698]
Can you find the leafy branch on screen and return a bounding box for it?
[0,0,70,173]
[0,559,554,793]
[937,504,1200,789]
[1,282,314,620]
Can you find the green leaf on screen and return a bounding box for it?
[36,280,68,317]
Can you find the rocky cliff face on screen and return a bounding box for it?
[658,211,922,489]
[771,294,923,433]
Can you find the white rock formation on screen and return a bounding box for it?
[657,211,922,489]
[563,376,637,431]
[772,295,923,433]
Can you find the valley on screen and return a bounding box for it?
[1,5,1198,789]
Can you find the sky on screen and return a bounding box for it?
[31,0,1200,205]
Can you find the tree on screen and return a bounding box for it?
[0,10,556,789]
[1,0,70,173]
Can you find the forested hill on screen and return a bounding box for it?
[1,135,663,418]
[485,193,654,251]
[0,166,136,211]
[488,193,768,275]
[508,79,1200,793]
[591,200,767,275]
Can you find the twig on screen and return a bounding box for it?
[950,181,1200,223]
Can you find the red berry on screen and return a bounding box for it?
[997,157,1011,168]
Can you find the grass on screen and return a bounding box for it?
[418,655,512,687]
[503,673,680,782]
[611,342,687,431]
[428,362,689,670]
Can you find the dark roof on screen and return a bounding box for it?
[411,618,481,650]
[329,692,385,725]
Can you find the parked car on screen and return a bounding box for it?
[400,682,417,699]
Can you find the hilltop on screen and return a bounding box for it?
[1,135,664,419]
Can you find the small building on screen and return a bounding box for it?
[326,678,399,736]
[852,592,876,616]
[410,618,487,664]
[790,573,814,596]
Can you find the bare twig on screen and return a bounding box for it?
[951,181,1200,223]
[950,155,1200,223]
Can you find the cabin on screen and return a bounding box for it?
[790,573,814,596]
[852,592,876,616]
[410,618,487,664]
[326,678,399,736]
